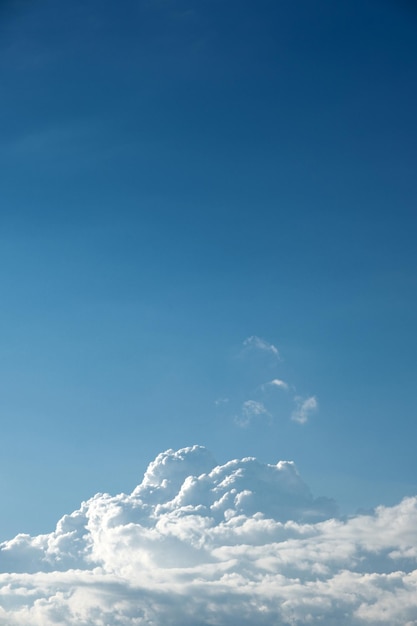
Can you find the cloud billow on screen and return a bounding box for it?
[0,445,417,625]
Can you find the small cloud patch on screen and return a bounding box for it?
[242,336,280,358]
[291,395,318,424]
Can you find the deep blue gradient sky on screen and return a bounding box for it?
[1,0,417,539]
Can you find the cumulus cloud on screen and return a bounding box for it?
[235,400,270,427]
[291,395,318,424]
[1,445,417,625]
[242,335,279,358]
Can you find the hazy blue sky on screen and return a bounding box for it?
[1,0,416,540]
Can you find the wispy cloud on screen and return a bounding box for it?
[235,400,270,427]
[291,395,318,424]
[261,378,289,391]
[242,335,279,358]
[228,337,319,429]
[214,397,229,406]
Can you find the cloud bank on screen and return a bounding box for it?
[1,445,417,625]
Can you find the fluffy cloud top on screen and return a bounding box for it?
[1,445,417,625]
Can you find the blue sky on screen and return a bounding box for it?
[1,0,417,540]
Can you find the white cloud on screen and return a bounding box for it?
[262,378,289,391]
[291,395,318,424]
[242,335,279,358]
[1,445,416,625]
[235,400,270,427]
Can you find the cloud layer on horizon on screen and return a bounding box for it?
[1,445,417,625]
